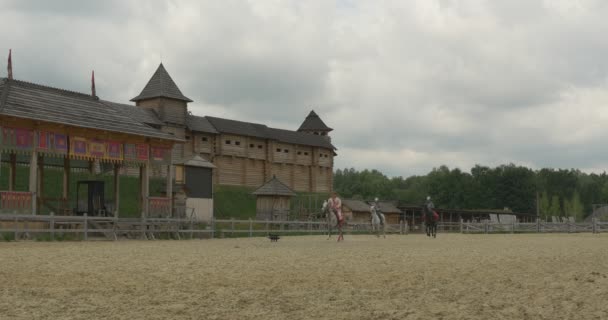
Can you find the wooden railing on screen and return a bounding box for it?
[148,197,171,218]
[1,214,607,241]
[0,191,33,214]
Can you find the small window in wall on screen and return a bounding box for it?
[319,154,323,158]
[185,136,191,140]
[258,145,263,149]
[314,132,319,135]
[201,137,208,142]
[297,151,302,155]
[324,154,328,158]
[235,141,241,146]
[276,148,281,152]
[250,144,255,148]
[304,152,309,155]
[284,149,289,153]
[225,140,231,145]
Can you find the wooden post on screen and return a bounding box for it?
[231,218,235,237]
[29,133,38,215]
[37,155,44,214]
[113,164,120,218]
[266,219,269,233]
[14,216,18,240]
[9,153,16,191]
[211,217,215,239]
[460,218,463,234]
[140,163,150,219]
[166,164,173,217]
[592,217,597,234]
[63,157,70,214]
[536,218,541,233]
[83,213,88,241]
[50,211,55,241]
[249,218,253,237]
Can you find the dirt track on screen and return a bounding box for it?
[1,234,607,319]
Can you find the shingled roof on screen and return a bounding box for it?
[298,110,333,132]
[102,100,163,127]
[342,199,371,212]
[0,78,180,141]
[205,116,336,150]
[187,115,218,134]
[252,176,296,196]
[131,63,193,103]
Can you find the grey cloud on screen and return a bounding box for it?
[3,1,608,177]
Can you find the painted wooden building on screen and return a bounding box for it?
[0,76,181,217]
[131,64,337,193]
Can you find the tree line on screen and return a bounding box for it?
[333,164,608,220]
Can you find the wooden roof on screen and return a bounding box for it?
[376,201,402,213]
[131,63,192,102]
[186,115,218,134]
[252,176,296,196]
[342,199,370,212]
[205,116,336,150]
[298,110,333,132]
[0,78,179,141]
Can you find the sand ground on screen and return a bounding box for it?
[1,234,607,320]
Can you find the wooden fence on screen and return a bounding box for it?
[0,215,607,241]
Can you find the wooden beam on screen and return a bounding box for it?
[114,164,120,218]
[140,163,150,218]
[62,157,70,199]
[166,164,173,217]
[9,153,16,191]
[29,132,39,215]
[37,155,44,213]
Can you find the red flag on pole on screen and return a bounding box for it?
[7,49,13,79]
[91,70,96,96]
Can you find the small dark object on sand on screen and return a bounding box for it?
[268,234,280,242]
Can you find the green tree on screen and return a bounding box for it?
[549,195,561,218]
[539,191,551,220]
[570,191,584,222]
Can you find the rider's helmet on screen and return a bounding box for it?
[374,197,379,202]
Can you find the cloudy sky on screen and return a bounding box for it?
[2,0,608,177]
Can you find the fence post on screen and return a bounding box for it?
[512,220,515,234]
[50,212,55,241]
[141,216,146,240]
[231,218,235,237]
[211,217,215,239]
[536,218,541,233]
[266,219,269,233]
[592,217,597,234]
[84,213,88,241]
[460,218,463,234]
[249,218,253,237]
[308,219,312,235]
[14,216,18,241]
[190,216,194,240]
[484,220,488,234]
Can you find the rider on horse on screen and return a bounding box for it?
[328,192,345,241]
[328,192,343,223]
[372,197,384,226]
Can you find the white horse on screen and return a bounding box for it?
[370,204,386,238]
[322,200,343,241]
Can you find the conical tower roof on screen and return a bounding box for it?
[297,110,333,132]
[252,176,296,196]
[131,63,192,102]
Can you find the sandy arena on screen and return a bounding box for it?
[1,234,607,319]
